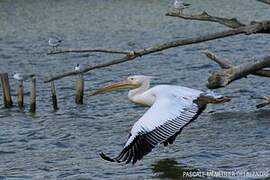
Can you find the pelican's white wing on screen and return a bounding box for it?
[100,86,206,164]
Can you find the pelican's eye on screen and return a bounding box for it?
[130,78,134,81]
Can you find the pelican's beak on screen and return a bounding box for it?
[90,80,140,96]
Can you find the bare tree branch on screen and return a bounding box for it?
[49,11,261,56]
[257,0,270,5]
[47,48,130,55]
[44,53,137,83]
[166,11,245,29]
[204,50,270,77]
[203,50,233,68]
[44,21,270,83]
[206,55,270,89]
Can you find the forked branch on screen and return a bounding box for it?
[203,51,270,89]
[47,48,130,55]
[44,21,270,83]
[166,11,245,29]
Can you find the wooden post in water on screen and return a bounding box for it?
[29,76,36,113]
[50,81,58,111]
[17,81,24,109]
[0,73,13,108]
[75,76,84,104]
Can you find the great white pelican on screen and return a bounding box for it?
[91,75,230,164]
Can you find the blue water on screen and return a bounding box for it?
[0,0,270,179]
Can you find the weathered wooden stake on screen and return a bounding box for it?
[0,73,13,108]
[50,81,58,111]
[17,81,24,109]
[75,76,84,104]
[29,76,36,113]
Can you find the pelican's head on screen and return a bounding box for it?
[127,75,152,85]
[90,75,152,96]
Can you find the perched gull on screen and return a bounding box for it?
[75,64,81,72]
[13,72,24,81]
[13,73,34,82]
[75,64,83,78]
[173,0,190,14]
[48,37,62,50]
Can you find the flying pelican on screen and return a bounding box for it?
[91,75,230,164]
[48,37,62,51]
[173,0,190,14]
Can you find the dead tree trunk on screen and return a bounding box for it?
[203,51,270,89]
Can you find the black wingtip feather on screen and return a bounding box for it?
[100,152,115,162]
[256,102,269,109]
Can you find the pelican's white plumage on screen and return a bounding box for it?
[92,75,229,164]
[128,85,201,133]
[125,85,201,146]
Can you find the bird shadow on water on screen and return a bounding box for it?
[209,109,270,122]
[151,158,201,180]
[254,109,270,118]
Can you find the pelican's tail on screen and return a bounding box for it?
[196,91,231,105]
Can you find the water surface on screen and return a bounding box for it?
[0,0,270,179]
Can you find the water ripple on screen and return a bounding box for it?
[0,0,270,179]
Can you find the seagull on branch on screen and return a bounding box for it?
[48,37,62,51]
[75,64,81,72]
[173,0,190,14]
[75,63,83,78]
